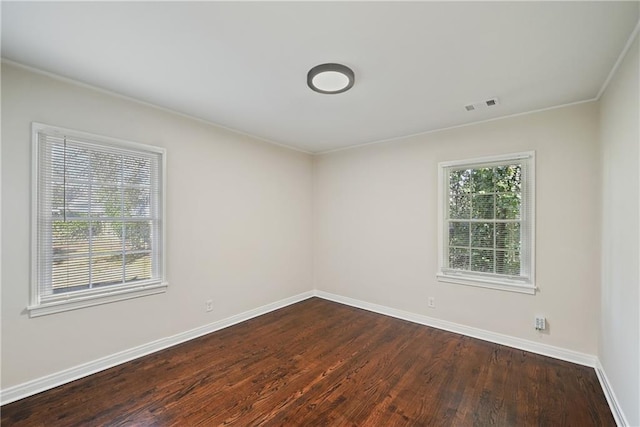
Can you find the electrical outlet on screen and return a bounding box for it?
[428,297,436,308]
[205,299,213,312]
[535,316,546,331]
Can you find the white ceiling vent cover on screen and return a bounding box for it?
[465,97,500,112]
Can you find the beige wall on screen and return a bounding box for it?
[314,102,601,354]
[599,33,640,426]
[0,63,314,388]
[2,47,637,420]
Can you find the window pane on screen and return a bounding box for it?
[496,193,520,219]
[65,183,90,218]
[495,222,520,250]
[496,250,520,275]
[449,222,470,246]
[439,154,532,288]
[91,254,124,287]
[52,183,65,218]
[123,156,151,185]
[50,143,66,182]
[64,146,90,182]
[125,222,151,251]
[93,185,121,217]
[449,194,470,219]
[472,194,494,219]
[471,249,494,273]
[450,169,472,193]
[125,252,152,282]
[494,165,521,192]
[91,151,121,183]
[123,188,151,218]
[471,167,494,193]
[449,247,469,270]
[53,220,94,257]
[93,222,124,253]
[52,256,90,293]
[36,126,165,306]
[471,222,494,248]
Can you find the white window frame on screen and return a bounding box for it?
[30,123,167,317]
[437,151,536,294]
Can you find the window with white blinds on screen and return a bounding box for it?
[30,123,167,317]
[437,152,535,294]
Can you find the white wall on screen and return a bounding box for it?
[0,63,314,389]
[314,102,601,355]
[599,32,640,426]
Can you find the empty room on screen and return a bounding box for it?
[1,1,639,426]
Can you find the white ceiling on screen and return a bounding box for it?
[2,2,638,153]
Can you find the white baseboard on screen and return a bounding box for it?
[0,291,315,406]
[314,291,633,425]
[314,290,598,367]
[2,288,623,426]
[595,360,629,427]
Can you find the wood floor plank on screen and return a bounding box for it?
[1,298,615,426]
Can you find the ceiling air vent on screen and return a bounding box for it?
[465,97,499,112]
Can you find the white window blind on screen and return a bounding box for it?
[31,123,166,316]
[437,152,535,294]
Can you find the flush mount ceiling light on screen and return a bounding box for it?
[307,63,355,94]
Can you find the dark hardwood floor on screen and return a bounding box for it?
[2,298,614,426]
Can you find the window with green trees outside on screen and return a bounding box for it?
[438,152,535,294]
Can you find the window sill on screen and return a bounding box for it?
[28,282,168,318]
[436,274,536,295]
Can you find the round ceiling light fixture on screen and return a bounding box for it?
[307,63,355,94]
